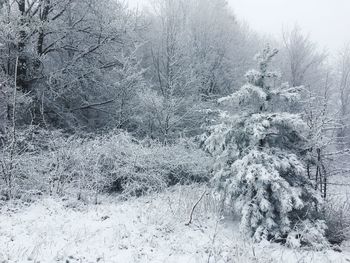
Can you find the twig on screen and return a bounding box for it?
[7,56,19,199]
[70,98,116,111]
[185,190,207,226]
[207,212,221,263]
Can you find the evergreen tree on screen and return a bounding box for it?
[204,46,327,246]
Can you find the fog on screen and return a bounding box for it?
[1,0,350,261]
[129,0,350,53]
[230,0,350,52]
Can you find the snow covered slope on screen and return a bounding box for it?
[0,186,349,263]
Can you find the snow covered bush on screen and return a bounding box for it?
[204,46,325,245]
[286,219,328,250]
[323,195,350,245]
[68,132,211,198]
[92,132,211,197]
[1,129,211,201]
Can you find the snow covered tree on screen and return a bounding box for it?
[281,26,326,88]
[0,0,143,129]
[204,46,326,245]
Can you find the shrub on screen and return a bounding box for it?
[286,219,328,250]
[0,129,212,200]
[323,195,350,245]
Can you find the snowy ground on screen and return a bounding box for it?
[0,185,349,263]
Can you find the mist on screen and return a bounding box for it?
[0,0,349,261]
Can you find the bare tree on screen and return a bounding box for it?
[140,0,199,142]
[282,26,326,87]
[337,45,350,148]
[0,0,143,129]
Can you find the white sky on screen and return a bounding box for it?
[128,0,350,53]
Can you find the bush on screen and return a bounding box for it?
[0,129,212,200]
[77,132,212,197]
[286,219,328,250]
[323,195,350,245]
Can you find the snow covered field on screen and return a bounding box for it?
[0,185,349,263]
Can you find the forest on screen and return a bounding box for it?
[0,0,349,262]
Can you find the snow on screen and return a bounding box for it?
[0,185,349,263]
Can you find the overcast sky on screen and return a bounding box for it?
[129,0,350,53]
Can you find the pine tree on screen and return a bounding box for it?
[204,46,327,246]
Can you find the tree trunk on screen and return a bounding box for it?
[0,83,7,146]
[17,0,28,92]
[37,0,51,56]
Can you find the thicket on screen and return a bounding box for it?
[0,129,212,202]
